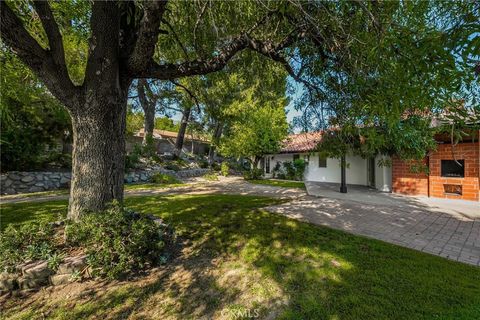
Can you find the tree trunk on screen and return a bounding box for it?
[251,156,260,170]
[138,79,155,144]
[68,94,128,220]
[208,122,223,165]
[174,106,191,157]
[144,104,155,144]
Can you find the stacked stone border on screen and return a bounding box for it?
[1,168,210,195]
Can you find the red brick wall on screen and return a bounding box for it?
[392,141,480,201]
[392,158,429,196]
[428,142,479,201]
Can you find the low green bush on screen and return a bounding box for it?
[220,162,229,176]
[164,158,188,171]
[243,168,263,180]
[0,222,57,273]
[281,159,306,180]
[164,163,181,171]
[211,162,221,171]
[198,159,209,168]
[66,204,168,280]
[203,172,219,181]
[150,173,181,184]
[125,144,142,170]
[0,204,172,280]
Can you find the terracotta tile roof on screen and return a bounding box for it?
[135,128,210,142]
[280,131,323,153]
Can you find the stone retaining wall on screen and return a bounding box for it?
[1,168,210,195]
[0,171,71,195]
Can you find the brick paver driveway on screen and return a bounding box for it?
[266,193,480,266]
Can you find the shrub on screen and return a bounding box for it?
[198,158,209,168]
[164,158,187,171]
[272,161,282,178]
[220,162,229,176]
[211,162,221,171]
[243,168,263,180]
[0,222,57,273]
[293,159,306,180]
[150,173,181,184]
[282,161,296,180]
[276,172,286,179]
[203,172,219,181]
[66,204,168,280]
[164,163,181,171]
[281,159,306,180]
[125,144,142,170]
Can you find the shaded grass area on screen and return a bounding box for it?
[0,189,69,200]
[249,179,305,189]
[1,194,479,319]
[0,183,186,202]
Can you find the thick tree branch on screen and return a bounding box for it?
[33,1,66,68]
[137,28,307,80]
[84,1,121,90]
[127,0,168,73]
[0,2,77,105]
[170,80,201,113]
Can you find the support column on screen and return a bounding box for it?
[340,155,347,193]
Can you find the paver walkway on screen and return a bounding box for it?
[266,194,480,266]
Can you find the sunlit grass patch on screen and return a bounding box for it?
[124,182,186,191]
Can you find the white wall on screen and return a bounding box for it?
[263,152,392,191]
[305,153,368,185]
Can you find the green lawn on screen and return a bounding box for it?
[0,183,186,201]
[249,179,306,189]
[1,195,479,319]
[124,182,186,191]
[0,189,70,200]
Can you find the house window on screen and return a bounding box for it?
[265,157,271,174]
[293,154,300,161]
[318,156,327,168]
[304,155,310,163]
[441,160,464,178]
[444,184,462,195]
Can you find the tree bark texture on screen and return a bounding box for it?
[68,92,128,220]
[174,106,192,157]
[208,122,223,165]
[137,79,156,144]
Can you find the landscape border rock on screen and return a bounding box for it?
[0,254,88,293]
[1,168,210,195]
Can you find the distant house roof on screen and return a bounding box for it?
[280,131,323,153]
[135,128,210,143]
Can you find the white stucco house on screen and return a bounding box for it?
[261,131,393,192]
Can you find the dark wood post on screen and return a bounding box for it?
[340,155,347,193]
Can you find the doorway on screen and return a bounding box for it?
[367,158,376,188]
